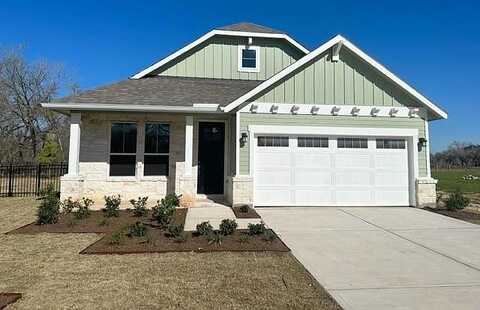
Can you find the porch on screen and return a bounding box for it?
[60,111,251,208]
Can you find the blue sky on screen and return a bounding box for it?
[2,0,479,152]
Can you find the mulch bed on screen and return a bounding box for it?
[80,229,289,255]
[425,207,480,225]
[232,206,261,219]
[0,293,22,309]
[7,210,153,234]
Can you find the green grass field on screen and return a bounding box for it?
[432,168,480,193]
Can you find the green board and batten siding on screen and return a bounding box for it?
[239,114,428,177]
[154,36,304,80]
[253,48,420,108]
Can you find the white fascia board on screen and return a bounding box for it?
[223,35,448,120]
[41,102,222,113]
[247,124,419,138]
[131,30,309,80]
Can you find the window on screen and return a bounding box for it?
[337,138,368,149]
[298,137,329,148]
[238,46,260,72]
[376,139,406,149]
[257,136,289,147]
[144,123,170,176]
[110,123,137,176]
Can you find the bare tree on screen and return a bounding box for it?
[0,48,70,162]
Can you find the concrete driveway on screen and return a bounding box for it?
[257,207,480,310]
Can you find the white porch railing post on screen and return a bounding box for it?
[184,115,193,176]
[67,112,81,176]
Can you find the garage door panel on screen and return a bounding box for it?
[335,190,373,205]
[256,169,290,186]
[294,153,331,168]
[375,190,409,205]
[375,153,408,169]
[256,152,290,167]
[375,172,409,187]
[336,172,373,186]
[295,189,333,205]
[294,170,332,186]
[336,154,371,168]
[255,189,292,205]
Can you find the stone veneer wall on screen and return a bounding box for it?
[415,177,438,208]
[61,112,234,207]
[229,176,253,207]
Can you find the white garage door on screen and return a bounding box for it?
[254,135,410,206]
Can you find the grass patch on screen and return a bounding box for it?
[432,168,480,193]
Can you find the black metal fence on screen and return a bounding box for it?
[0,163,68,197]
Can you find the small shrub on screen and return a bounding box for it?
[103,195,121,217]
[129,196,148,217]
[151,201,175,227]
[109,231,124,245]
[161,193,180,208]
[61,197,78,214]
[167,223,184,237]
[207,231,223,245]
[98,218,110,226]
[74,197,94,220]
[127,222,147,237]
[219,219,237,235]
[174,232,188,243]
[36,185,60,225]
[445,189,470,211]
[238,234,251,243]
[239,204,250,213]
[248,222,266,235]
[262,229,276,242]
[196,221,213,236]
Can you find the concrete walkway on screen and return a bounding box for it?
[257,207,480,310]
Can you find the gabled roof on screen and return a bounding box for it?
[216,22,285,34]
[48,76,261,109]
[131,23,309,79]
[222,35,448,120]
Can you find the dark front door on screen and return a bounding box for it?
[197,122,225,194]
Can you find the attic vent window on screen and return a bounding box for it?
[238,46,260,72]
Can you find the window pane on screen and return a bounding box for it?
[144,155,169,176]
[338,138,345,148]
[110,123,124,153]
[145,123,170,153]
[298,137,305,147]
[109,155,136,176]
[360,139,368,148]
[242,49,256,59]
[111,123,137,153]
[258,136,266,146]
[242,58,256,68]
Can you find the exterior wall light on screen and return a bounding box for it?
[240,131,249,147]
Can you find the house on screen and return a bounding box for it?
[43,22,447,207]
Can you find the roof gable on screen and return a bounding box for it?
[216,22,285,34]
[223,35,447,120]
[131,24,309,79]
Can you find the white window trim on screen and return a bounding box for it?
[142,122,171,178]
[238,45,260,73]
[107,121,139,180]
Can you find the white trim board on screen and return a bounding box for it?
[241,102,424,118]
[223,35,447,120]
[131,29,309,79]
[42,102,222,113]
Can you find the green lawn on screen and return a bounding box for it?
[432,168,480,193]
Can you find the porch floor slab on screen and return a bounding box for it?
[184,206,261,231]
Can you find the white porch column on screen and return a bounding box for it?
[184,115,193,176]
[67,112,81,176]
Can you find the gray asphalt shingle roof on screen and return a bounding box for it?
[216,22,285,34]
[54,76,262,107]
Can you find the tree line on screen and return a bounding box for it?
[431,141,480,169]
[0,48,74,163]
